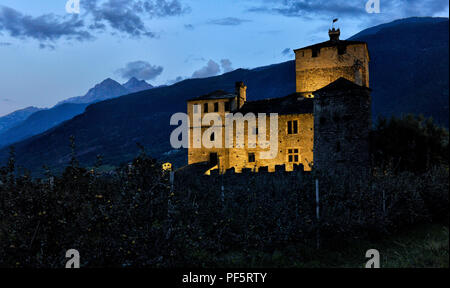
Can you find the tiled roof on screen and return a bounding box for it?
[188,90,236,101]
[314,77,371,93]
[238,93,314,115]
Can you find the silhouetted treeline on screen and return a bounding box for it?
[0,115,448,267]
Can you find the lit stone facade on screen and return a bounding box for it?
[186,29,371,174]
[294,28,370,97]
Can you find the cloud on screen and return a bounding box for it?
[0,0,190,47]
[0,41,11,46]
[39,43,56,50]
[281,48,293,58]
[85,0,190,38]
[116,61,164,80]
[192,60,221,78]
[184,24,194,30]
[166,76,185,85]
[220,59,234,73]
[207,17,251,26]
[0,5,92,43]
[248,0,449,22]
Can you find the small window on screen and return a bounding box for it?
[287,120,298,134]
[248,153,255,163]
[204,103,208,113]
[338,45,346,55]
[287,149,300,163]
[214,102,219,112]
[210,132,215,141]
[312,48,319,58]
[193,104,199,113]
[224,101,230,111]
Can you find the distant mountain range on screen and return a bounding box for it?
[0,17,448,175]
[0,106,43,135]
[0,77,153,148]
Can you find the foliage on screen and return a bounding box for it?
[371,114,449,173]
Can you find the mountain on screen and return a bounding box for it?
[0,78,154,149]
[0,17,448,175]
[0,106,43,135]
[0,103,89,148]
[349,17,449,127]
[122,77,153,93]
[57,78,129,105]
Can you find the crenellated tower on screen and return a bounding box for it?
[294,28,370,98]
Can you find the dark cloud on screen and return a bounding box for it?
[85,0,190,37]
[166,76,185,85]
[0,5,92,42]
[184,24,194,30]
[192,60,221,78]
[207,17,251,26]
[281,47,293,57]
[220,59,234,73]
[0,41,12,46]
[39,43,56,50]
[248,0,449,21]
[0,0,190,46]
[116,61,164,80]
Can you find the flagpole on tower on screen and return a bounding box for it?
[332,18,339,29]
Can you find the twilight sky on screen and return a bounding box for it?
[0,0,448,116]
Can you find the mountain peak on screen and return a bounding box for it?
[123,77,153,93]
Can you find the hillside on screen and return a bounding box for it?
[0,78,154,148]
[0,106,42,135]
[0,17,448,174]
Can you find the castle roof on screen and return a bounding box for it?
[187,90,236,101]
[238,93,314,115]
[314,77,371,94]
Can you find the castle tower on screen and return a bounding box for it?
[294,28,370,97]
[313,77,371,180]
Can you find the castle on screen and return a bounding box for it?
[186,28,372,177]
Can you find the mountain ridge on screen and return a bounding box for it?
[0,17,448,174]
[0,77,154,148]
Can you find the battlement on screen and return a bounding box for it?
[294,28,370,95]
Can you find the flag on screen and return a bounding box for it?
[333,18,338,23]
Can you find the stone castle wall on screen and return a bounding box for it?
[295,44,369,96]
[313,85,371,179]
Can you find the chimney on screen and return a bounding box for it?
[328,28,340,42]
[235,81,247,108]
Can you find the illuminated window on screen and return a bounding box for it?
[287,120,298,134]
[287,149,300,163]
[193,104,198,113]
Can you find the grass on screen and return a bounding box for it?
[215,224,449,268]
